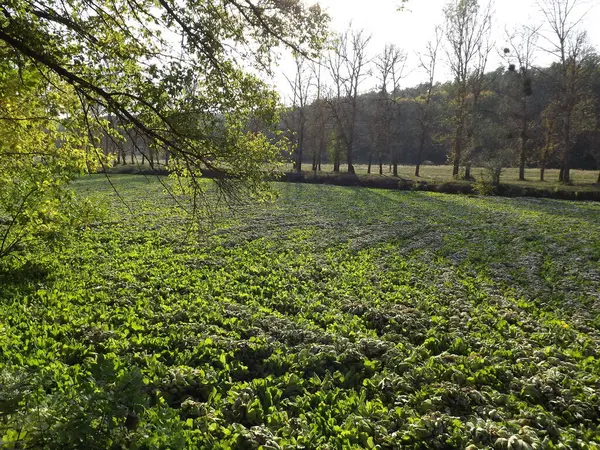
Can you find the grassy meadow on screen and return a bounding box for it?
[1,175,600,449]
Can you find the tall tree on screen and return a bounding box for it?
[589,63,600,183]
[326,27,372,174]
[374,44,406,176]
[444,0,493,177]
[308,59,327,171]
[539,100,562,180]
[537,0,595,183]
[415,26,442,177]
[284,55,314,173]
[472,78,517,185]
[503,25,540,180]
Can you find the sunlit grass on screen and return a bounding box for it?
[286,163,600,190]
[1,175,599,448]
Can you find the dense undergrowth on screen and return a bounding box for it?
[1,175,599,449]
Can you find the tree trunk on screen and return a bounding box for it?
[492,168,501,186]
[347,142,355,174]
[367,153,372,174]
[560,110,572,183]
[452,148,461,176]
[296,126,304,173]
[392,149,398,177]
[318,137,324,171]
[597,171,600,184]
[519,151,526,181]
[452,122,463,177]
[379,153,383,175]
[562,137,571,183]
[464,164,472,180]
[519,107,528,181]
[415,132,426,177]
[311,135,318,171]
[540,144,548,181]
[558,166,564,182]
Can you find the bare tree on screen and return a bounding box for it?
[363,101,377,174]
[539,100,561,181]
[537,0,595,183]
[503,24,540,180]
[390,55,408,176]
[325,27,372,174]
[307,59,327,171]
[444,0,493,177]
[415,26,443,177]
[374,44,407,176]
[284,55,314,173]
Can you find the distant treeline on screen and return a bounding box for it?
[97,57,600,185]
[280,61,600,179]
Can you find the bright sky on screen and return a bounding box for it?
[273,0,600,100]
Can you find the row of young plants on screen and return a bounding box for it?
[0,175,599,449]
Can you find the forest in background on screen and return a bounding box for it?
[281,60,600,178]
[279,0,600,184]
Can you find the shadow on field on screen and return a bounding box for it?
[0,261,49,301]
[354,183,600,230]
[496,196,600,228]
[324,186,594,260]
[282,172,600,201]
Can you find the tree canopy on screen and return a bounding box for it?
[0,47,104,257]
[0,0,328,180]
[0,0,328,256]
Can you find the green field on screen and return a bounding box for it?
[1,175,600,449]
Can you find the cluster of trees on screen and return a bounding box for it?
[282,0,600,184]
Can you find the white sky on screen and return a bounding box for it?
[272,0,600,100]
